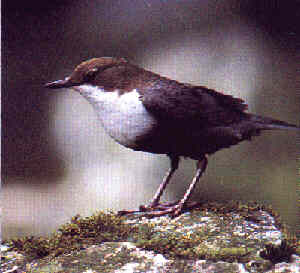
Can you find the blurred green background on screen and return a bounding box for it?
[3,0,299,239]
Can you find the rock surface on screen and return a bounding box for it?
[2,202,299,273]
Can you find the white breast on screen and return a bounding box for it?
[73,85,157,149]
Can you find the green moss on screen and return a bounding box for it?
[4,201,299,266]
[260,239,298,263]
[5,211,135,261]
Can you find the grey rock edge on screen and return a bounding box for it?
[2,207,299,273]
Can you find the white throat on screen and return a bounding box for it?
[72,85,157,149]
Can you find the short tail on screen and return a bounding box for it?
[248,114,300,131]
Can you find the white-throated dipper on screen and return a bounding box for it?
[45,57,300,217]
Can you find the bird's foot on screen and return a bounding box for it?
[118,200,201,218]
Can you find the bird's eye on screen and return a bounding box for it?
[85,68,98,81]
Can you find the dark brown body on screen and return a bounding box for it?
[104,62,297,160]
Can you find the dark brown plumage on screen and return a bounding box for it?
[45,57,299,217]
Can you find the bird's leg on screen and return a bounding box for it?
[140,155,179,210]
[118,155,179,216]
[142,156,208,218]
[171,156,208,217]
[118,156,208,218]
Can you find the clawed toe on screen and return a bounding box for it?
[139,201,178,211]
[118,200,202,218]
[139,203,183,217]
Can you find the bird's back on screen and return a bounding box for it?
[138,76,299,158]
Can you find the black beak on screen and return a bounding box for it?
[44,77,73,89]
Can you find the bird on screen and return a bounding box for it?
[45,57,300,217]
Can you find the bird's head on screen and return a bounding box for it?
[45,57,130,91]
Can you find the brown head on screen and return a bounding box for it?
[45,57,157,92]
[45,57,129,89]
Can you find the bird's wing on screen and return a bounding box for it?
[139,78,248,126]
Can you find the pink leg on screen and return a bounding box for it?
[140,156,179,209]
[118,156,208,218]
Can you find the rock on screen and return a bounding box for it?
[2,202,299,273]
